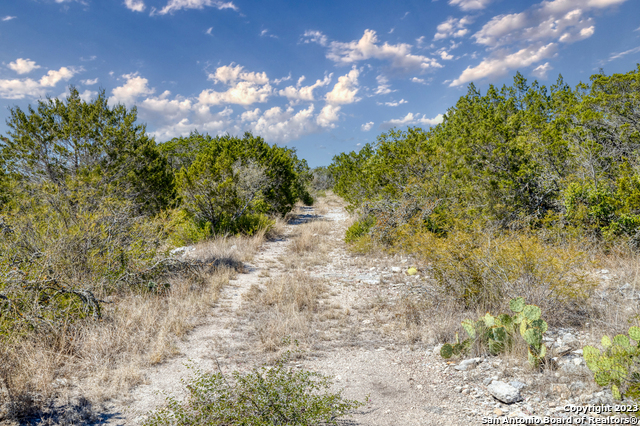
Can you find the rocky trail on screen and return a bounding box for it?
[100,198,615,426]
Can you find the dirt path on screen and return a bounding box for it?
[101,199,570,425]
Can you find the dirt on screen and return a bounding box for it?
[96,200,586,425]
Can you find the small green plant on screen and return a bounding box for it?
[144,348,364,426]
[440,297,548,368]
[583,326,640,402]
[345,216,375,244]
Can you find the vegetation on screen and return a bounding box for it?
[584,326,640,403]
[330,66,640,315]
[0,87,313,421]
[144,348,363,426]
[440,297,548,368]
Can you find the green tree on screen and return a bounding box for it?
[0,86,175,214]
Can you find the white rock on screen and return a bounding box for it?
[391,267,402,273]
[488,381,522,404]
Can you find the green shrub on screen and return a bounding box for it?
[345,216,375,244]
[144,349,364,426]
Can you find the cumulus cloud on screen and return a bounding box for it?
[411,77,427,84]
[361,121,374,131]
[473,0,625,48]
[246,105,319,142]
[8,58,41,75]
[449,0,493,11]
[320,30,441,72]
[124,0,145,12]
[0,66,79,99]
[448,0,627,86]
[316,104,341,128]
[2,16,16,21]
[532,62,553,79]
[110,73,155,105]
[301,30,328,46]
[156,0,238,15]
[451,42,557,86]
[382,113,444,128]
[434,16,473,40]
[278,74,332,104]
[325,67,360,105]
[82,78,99,85]
[198,64,272,106]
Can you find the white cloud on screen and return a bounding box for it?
[316,104,341,128]
[374,74,394,95]
[206,27,213,35]
[0,66,79,99]
[8,58,41,75]
[141,90,193,121]
[79,90,98,102]
[361,121,374,131]
[260,29,278,38]
[208,63,269,85]
[302,30,328,47]
[438,49,454,60]
[2,16,16,21]
[124,0,145,12]
[604,45,640,63]
[385,99,408,107]
[278,74,332,104]
[199,64,272,106]
[451,43,557,86]
[434,16,473,40]
[473,0,625,48]
[110,73,155,105]
[532,62,553,79]
[82,78,99,85]
[449,0,493,11]
[247,105,318,142]
[240,108,261,122]
[325,29,441,72]
[325,67,360,105]
[382,113,444,128]
[40,67,79,87]
[411,77,427,84]
[156,0,238,15]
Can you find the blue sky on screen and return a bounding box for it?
[0,0,639,167]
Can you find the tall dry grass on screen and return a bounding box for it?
[0,231,270,422]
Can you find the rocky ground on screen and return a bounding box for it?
[94,197,628,425]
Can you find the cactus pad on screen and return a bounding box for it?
[440,344,453,359]
[509,297,525,313]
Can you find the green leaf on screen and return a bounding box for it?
[629,326,640,342]
[612,384,622,400]
[602,335,612,348]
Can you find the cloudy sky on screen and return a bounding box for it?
[0,0,639,166]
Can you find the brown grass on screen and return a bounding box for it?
[0,231,270,422]
[243,272,327,352]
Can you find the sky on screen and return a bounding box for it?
[0,0,639,167]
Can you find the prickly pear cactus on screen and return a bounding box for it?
[584,326,640,403]
[440,297,547,364]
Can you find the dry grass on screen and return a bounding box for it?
[0,231,271,422]
[243,272,327,352]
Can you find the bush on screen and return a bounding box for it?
[345,216,375,244]
[402,228,596,321]
[144,349,363,426]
